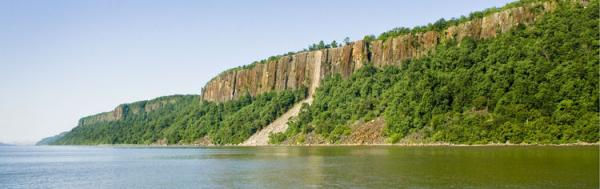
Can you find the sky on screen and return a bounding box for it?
[0,0,514,144]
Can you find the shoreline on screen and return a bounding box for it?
[36,142,600,148]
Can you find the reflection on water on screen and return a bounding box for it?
[0,146,597,189]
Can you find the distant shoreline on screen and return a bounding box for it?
[35,142,600,148]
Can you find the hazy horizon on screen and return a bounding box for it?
[0,0,514,144]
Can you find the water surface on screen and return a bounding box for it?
[0,145,597,188]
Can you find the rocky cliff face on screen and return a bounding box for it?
[201,1,559,102]
[78,95,196,126]
[78,106,124,126]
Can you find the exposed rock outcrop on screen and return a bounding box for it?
[201,51,324,102]
[78,95,196,126]
[201,1,558,102]
[240,51,323,145]
[78,106,124,126]
[340,117,386,145]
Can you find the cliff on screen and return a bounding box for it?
[78,95,197,127]
[38,0,596,146]
[201,1,560,102]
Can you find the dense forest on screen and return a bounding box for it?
[53,89,306,145]
[48,0,598,145]
[271,0,599,144]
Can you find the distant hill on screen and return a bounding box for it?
[36,132,68,145]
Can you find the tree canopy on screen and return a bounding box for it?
[54,88,306,145]
[272,1,599,144]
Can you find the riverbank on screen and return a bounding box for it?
[39,142,600,148]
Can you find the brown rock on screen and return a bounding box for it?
[201,1,560,102]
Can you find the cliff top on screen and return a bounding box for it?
[210,0,556,80]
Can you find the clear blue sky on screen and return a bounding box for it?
[0,0,514,144]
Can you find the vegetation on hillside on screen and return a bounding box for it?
[271,1,599,144]
[49,0,597,146]
[53,88,306,145]
[36,132,68,145]
[374,0,547,41]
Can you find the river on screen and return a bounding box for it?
[0,145,597,188]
